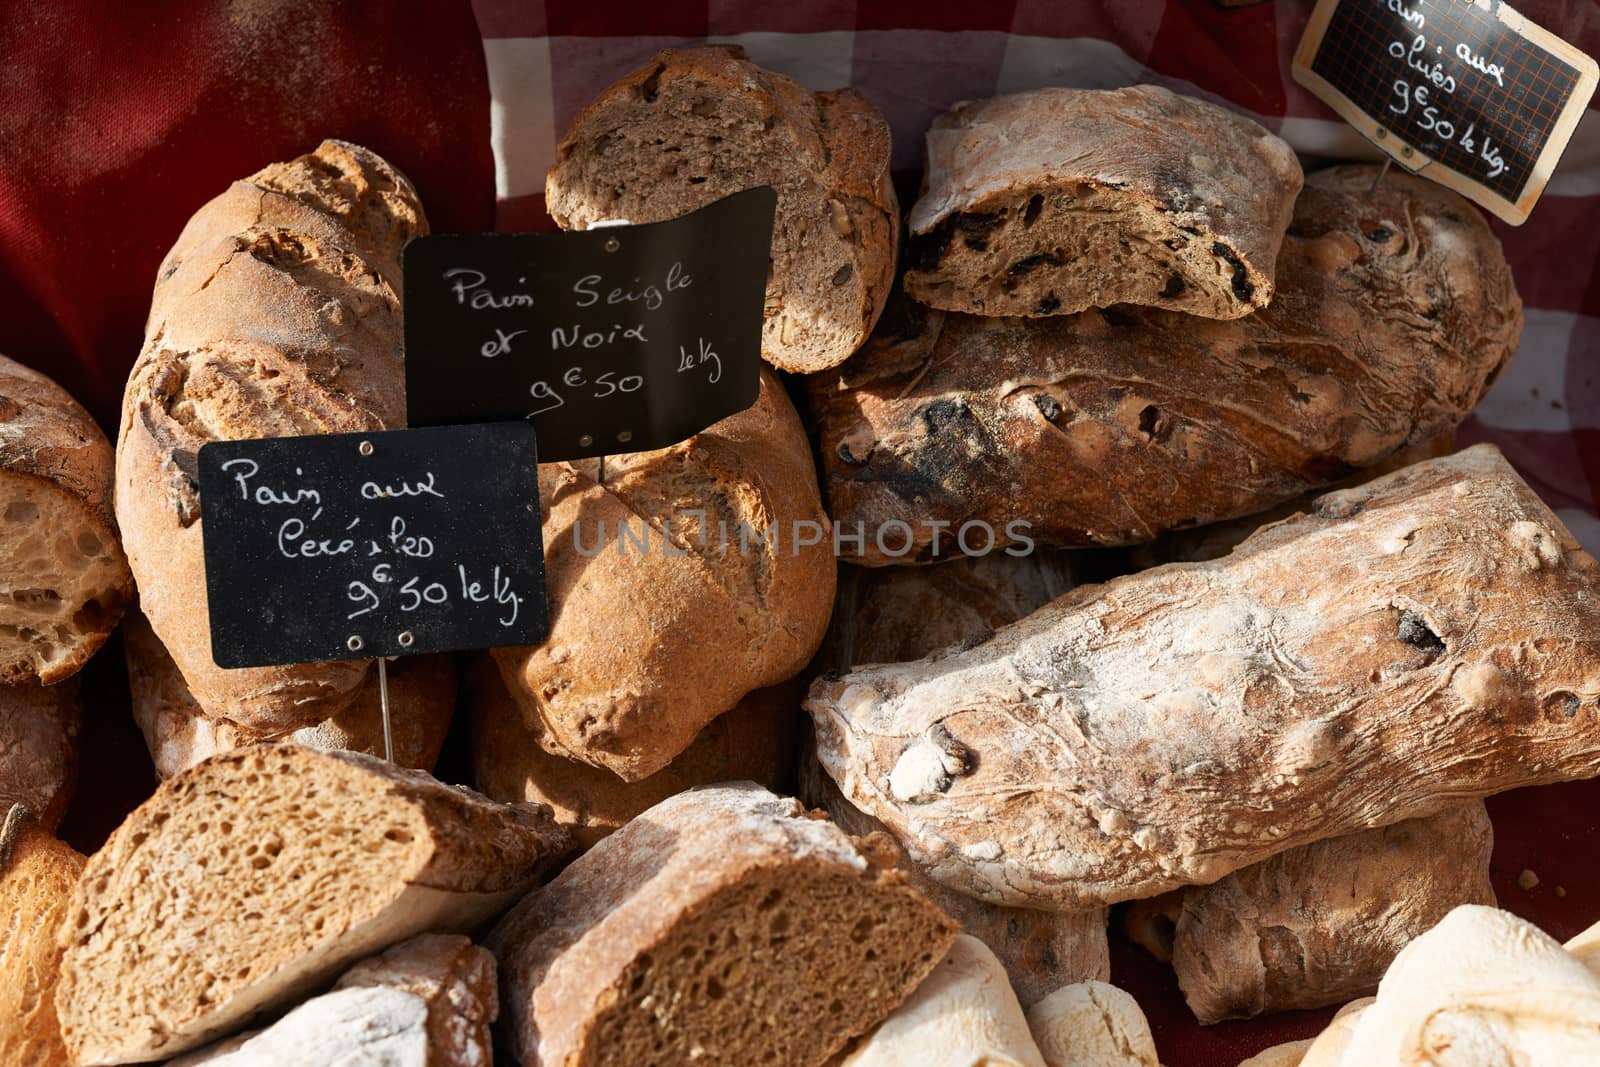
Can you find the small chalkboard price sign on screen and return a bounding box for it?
[403,187,777,460]
[197,423,547,668]
[1294,0,1597,224]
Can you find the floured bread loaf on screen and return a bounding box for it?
[55,743,569,1064]
[834,935,1047,1067]
[493,369,834,781]
[116,140,423,733]
[812,166,1520,561]
[0,805,84,1067]
[1138,802,1496,1022]
[0,680,79,830]
[807,448,1600,909]
[1237,1040,1314,1066]
[471,657,797,847]
[170,934,497,1066]
[0,354,132,684]
[1294,999,1372,1067]
[548,45,897,373]
[1025,981,1160,1067]
[124,609,454,778]
[905,85,1302,319]
[489,783,958,1067]
[1566,919,1600,974]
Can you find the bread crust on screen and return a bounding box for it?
[547,45,897,373]
[807,447,1600,909]
[905,85,1303,319]
[0,679,79,831]
[812,166,1522,562]
[0,805,84,1067]
[115,141,425,733]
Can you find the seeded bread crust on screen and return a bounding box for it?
[547,45,897,373]
[0,680,79,832]
[115,141,425,734]
[904,85,1303,319]
[0,354,132,685]
[489,783,959,1067]
[813,166,1521,562]
[0,806,84,1067]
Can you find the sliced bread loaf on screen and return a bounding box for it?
[0,805,84,1067]
[55,743,569,1064]
[489,782,958,1067]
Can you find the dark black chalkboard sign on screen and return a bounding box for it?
[1294,0,1596,224]
[198,423,547,668]
[402,187,776,460]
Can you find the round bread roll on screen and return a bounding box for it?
[0,679,79,831]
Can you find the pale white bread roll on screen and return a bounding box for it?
[1025,980,1160,1067]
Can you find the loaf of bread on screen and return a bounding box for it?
[55,743,569,1064]
[547,45,897,373]
[116,140,423,734]
[489,783,958,1067]
[124,609,454,778]
[801,742,1108,1007]
[904,85,1302,319]
[170,934,497,1066]
[834,936,1047,1067]
[471,657,797,847]
[1567,919,1600,974]
[812,166,1521,561]
[1025,981,1161,1067]
[0,806,84,1067]
[808,447,1600,909]
[0,354,132,685]
[493,368,834,781]
[1135,801,1496,1023]
[0,680,78,830]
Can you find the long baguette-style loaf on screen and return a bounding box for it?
[807,446,1600,909]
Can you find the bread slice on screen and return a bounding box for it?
[124,609,454,778]
[0,354,132,685]
[170,934,497,1066]
[0,679,79,831]
[904,85,1302,319]
[55,743,570,1064]
[489,782,958,1066]
[547,45,897,373]
[471,657,798,848]
[0,805,84,1067]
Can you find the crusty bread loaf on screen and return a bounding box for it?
[812,166,1521,561]
[0,354,132,685]
[115,140,424,734]
[807,447,1600,909]
[493,369,834,781]
[1157,802,1496,1023]
[124,609,454,778]
[904,85,1302,319]
[170,934,497,1066]
[471,657,798,847]
[547,45,897,373]
[1025,981,1161,1067]
[0,806,84,1067]
[55,743,569,1064]
[834,935,1047,1067]
[489,782,959,1067]
[0,680,79,831]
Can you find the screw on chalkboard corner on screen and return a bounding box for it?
[604,236,621,254]
[359,440,374,457]
[347,634,365,652]
[397,630,415,648]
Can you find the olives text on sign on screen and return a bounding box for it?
[1293,0,1598,224]
[402,187,777,460]
[197,424,548,668]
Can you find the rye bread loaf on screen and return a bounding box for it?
[492,368,834,782]
[833,936,1047,1067]
[124,609,454,778]
[904,85,1302,319]
[471,657,798,847]
[0,680,79,831]
[488,782,959,1067]
[812,165,1521,562]
[115,140,424,734]
[1126,801,1496,1023]
[546,45,897,373]
[1025,982,1161,1067]
[0,806,84,1067]
[0,354,132,685]
[171,934,497,1067]
[55,743,569,1064]
[807,447,1600,909]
